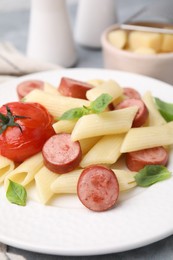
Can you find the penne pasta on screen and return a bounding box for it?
[79,136,101,155]
[112,95,124,107]
[51,168,136,194]
[86,80,123,101]
[51,169,82,194]
[4,153,43,189]
[0,156,15,184]
[53,120,76,134]
[44,82,60,95]
[112,169,137,191]
[71,106,138,141]
[1,74,172,210]
[35,166,59,204]
[24,89,90,118]
[142,91,166,126]
[121,122,173,153]
[87,79,105,87]
[80,134,125,168]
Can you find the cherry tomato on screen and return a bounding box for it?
[0,102,55,162]
[16,80,44,99]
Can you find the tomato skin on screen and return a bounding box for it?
[0,102,55,162]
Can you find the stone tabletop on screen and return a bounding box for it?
[0,0,173,259]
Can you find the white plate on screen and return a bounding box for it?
[0,68,173,256]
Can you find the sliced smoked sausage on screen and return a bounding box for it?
[123,87,141,100]
[16,80,44,99]
[116,98,149,127]
[58,77,93,99]
[126,146,169,172]
[77,165,119,212]
[42,133,82,174]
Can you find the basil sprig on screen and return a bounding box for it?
[155,97,173,122]
[89,93,112,113]
[135,165,171,187]
[6,180,27,206]
[59,93,112,120]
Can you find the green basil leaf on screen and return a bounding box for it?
[6,180,27,206]
[155,97,173,122]
[90,94,113,113]
[59,94,113,120]
[135,165,171,187]
[59,107,89,120]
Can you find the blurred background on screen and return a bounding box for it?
[0,0,164,68]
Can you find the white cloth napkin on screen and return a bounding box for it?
[0,41,62,83]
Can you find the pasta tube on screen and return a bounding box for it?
[121,122,173,153]
[86,80,123,101]
[142,91,166,126]
[80,134,125,168]
[35,166,59,204]
[112,169,137,191]
[87,79,105,87]
[24,89,90,118]
[4,152,43,189]
[51,169,82,194]
[44,82,60,95]
[53,120,76,134]
[71,106,138,141]
[0,156,15,184]
[51,168,136,193]
[79,136,101,154]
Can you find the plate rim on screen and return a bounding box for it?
[0,68,172,256]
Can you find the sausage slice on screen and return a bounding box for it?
[77,165,119,212]
[126,146,169,172]
[42,133,82,174]
[123,87,141,100]
[116,98,149,127]
[58,77,93,99]
[16,80,44,99]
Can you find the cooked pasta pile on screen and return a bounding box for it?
[0,78,172,205]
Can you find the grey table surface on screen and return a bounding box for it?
[0,0,173,259]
